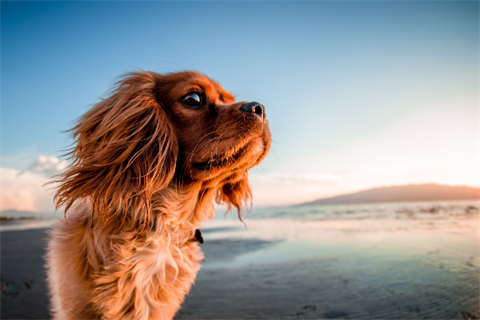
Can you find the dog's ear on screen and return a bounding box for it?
[54,72,178,220]
[215,173,252,217]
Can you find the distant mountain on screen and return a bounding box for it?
[298,184,479,206]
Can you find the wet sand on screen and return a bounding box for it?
[1,229,50,319]
[178,253,478,319]
[1,217,479,320]
[177,218,480,319]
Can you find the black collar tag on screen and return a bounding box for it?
[194,229,204,244]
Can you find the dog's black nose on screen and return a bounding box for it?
[239,102,265,120]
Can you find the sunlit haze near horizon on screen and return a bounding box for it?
[1,1,478,212]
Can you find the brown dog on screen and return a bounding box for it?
[46,71,271,320]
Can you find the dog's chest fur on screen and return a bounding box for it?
[47,203,204,320]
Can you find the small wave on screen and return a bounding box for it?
[217,200,479,221]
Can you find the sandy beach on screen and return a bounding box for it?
[1,202,479,319]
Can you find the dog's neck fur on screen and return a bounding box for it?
[86,181,216,242]
[150,182,217,232]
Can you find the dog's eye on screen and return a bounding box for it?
[181,92,204,109]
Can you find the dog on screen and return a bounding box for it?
[46,71,271,320]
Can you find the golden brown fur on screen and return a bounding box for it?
[46,71,271,320]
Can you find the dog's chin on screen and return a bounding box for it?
[191,138,266,181]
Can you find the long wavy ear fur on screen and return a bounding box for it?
[54,72,178,223]
[215,174,252,219]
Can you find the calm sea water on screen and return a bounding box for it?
[217,199,479,221]
[1,200,478,231]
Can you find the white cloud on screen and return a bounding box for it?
[1,167,56,213]
[24,155,69,177]
[250,95,479,207]
[1,155,68,213]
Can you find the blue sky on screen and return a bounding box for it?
[1,1,478,211]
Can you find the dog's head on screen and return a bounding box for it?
[55,71,271,224]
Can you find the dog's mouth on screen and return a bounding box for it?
[187,119,271,181]
[193,144,248,171]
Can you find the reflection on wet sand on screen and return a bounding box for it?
[178,201,479,319]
